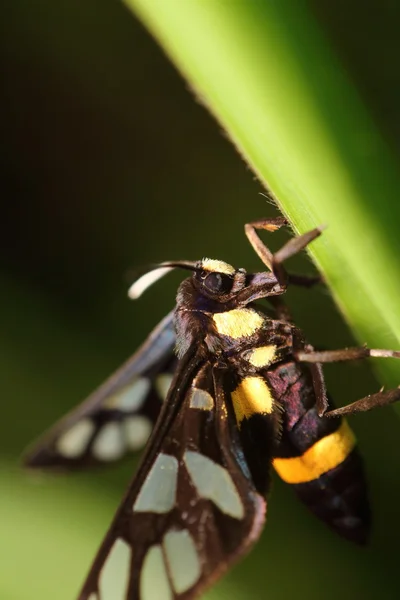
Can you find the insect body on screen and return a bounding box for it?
[25,218,400,600]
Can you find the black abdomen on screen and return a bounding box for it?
[292,449,370,544]
[268,361,371,544]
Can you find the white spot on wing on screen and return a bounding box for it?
[189,388,214,410]
[92,422,125,461]
[155,373,174,402]
[104,377,151,412]
[99,538,131,600]
[163,529,201,593]
[133,453,178,513]
[87,594,97,600]
[124,415,152,450]
[56,418,95,458]
[184,450,244,519]
[140,544,172,600]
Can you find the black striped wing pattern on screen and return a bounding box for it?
[24,312,177,470]
[78,351,266,600]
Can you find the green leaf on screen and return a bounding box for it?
[125,0,400,395]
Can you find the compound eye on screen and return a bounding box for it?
[203,272,232,294]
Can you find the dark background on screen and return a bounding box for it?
[1,1,400,599]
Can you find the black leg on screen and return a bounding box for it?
[288,273,322,287]
[267,296,293,322]
[326,388,400,417]
[244,218,324,287]
[309,360,330,417]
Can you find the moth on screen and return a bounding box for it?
[25,218,400,600]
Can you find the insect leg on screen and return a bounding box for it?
[244,217,287,272]
[325,388,400,417]
[288,273,322,287]
[267,296,293,322]
[245,218,323,287]
[296,347,400,363]
[308,361,330,417]
[297,346,400,416]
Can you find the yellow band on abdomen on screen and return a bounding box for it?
[273,420,356,484]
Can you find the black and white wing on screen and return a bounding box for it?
[24,312,177,470]
[78,351,266,600]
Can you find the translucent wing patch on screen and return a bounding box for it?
[78,354,266,600]
[24,312,177,470]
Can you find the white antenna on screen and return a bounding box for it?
[128,265,175,300]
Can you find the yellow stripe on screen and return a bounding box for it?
[201,258,235,275]
[231,376,274,425]
[213,308,264,339]
[245,345,277,367]
[272,420,356,484]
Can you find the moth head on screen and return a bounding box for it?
[191,259,283,306]
[128,258,246,303]
[128,258,280,306]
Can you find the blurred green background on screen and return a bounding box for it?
[2,1,400,599]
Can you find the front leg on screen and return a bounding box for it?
[245,217,324,287]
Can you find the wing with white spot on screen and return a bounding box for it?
[24,312,177,470]
[78,351,266,600]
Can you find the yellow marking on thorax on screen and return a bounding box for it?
[213,308,264,339]
[245,345,277,368]
[272,420,356,484]
[201,259,235,275]
[231,376,274,426]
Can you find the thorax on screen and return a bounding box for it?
[175,296,296,369]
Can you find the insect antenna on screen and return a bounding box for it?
[128,260,198,299]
